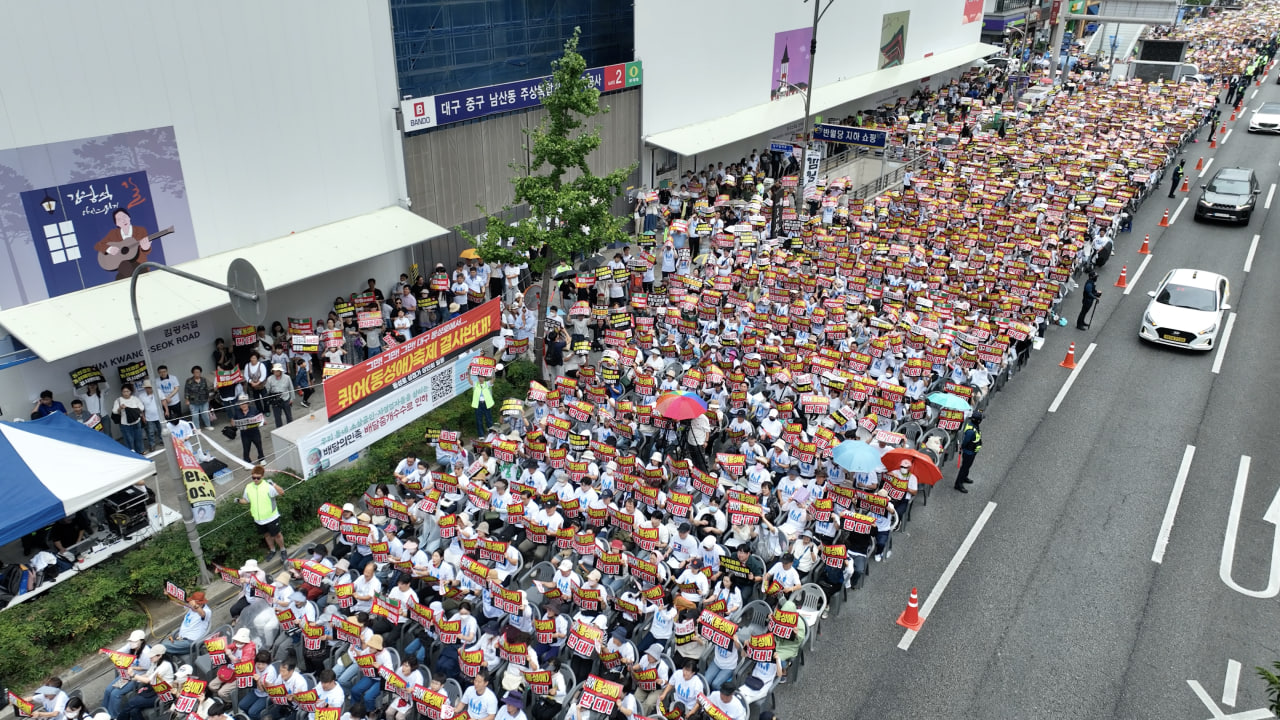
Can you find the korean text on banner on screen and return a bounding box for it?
[323,299,501,421]
[172,436,216,523]
[298,346,484,478]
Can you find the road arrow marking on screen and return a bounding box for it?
[1220,456,1280,598]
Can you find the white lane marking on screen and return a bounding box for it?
[1169,197,1190,225]
[1245,234,1260,272]
[1251,88,1259,100]
[898,501,997,651]
[1267,184,1276,210]
[1219,455,1280,598]
[1201,157,1215,178]
[1222,128,1233,145]
[1211,312,1237,375]
[1123,254,1152,296]
[1152,445,1196,564]
[1224,659,1242,707]
[1188,679,1273,719]
[1048,342,1097,413]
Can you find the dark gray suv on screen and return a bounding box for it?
[1194,167,1259,224]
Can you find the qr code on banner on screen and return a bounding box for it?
[429,366,454,405]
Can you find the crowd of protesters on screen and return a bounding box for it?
[30,7,1280,720]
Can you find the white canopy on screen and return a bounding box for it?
[0,206,448,363]
[645,42,1002,157]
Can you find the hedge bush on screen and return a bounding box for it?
[0,360,537,690]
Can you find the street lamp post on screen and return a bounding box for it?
[793,0,835,218]
[130,259,267,585]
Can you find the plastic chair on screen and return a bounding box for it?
[442,678,463,705]
[555,681,586,720]
[789,584,827,650]
[918,427,952,463]
[736,600,772,638]
[895,420,924,448]
[418,515,441,554]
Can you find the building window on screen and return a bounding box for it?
[44,221,80,264]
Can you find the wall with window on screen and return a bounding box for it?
[401,88,642,257]
[391,0,634,101]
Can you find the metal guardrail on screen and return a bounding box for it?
[848,156,928,200]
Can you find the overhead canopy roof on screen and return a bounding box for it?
[0,413,155,547]
[645,42,1002,157]
[0,207,447,363]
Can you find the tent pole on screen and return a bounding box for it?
[131,265,213,585]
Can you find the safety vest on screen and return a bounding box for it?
[471,380,494,409]
[244,481,277,523]
[962,422,982,454]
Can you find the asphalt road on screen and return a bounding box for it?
[781,73,1280,719]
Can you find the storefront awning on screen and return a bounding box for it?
[644,42,1002,158]
[0,206,447,363]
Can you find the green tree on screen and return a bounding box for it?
[463,27,635,379]
[1257,661,1280,713]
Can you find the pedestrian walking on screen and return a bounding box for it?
[1077,271,1102,330]
[1168,159,1185,199]
[237,465,289,564]
[954,412,983,493]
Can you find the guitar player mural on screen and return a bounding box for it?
[0,125,195,308]
[95,206,174,280]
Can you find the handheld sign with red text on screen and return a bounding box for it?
[697,610,739,649]
[411,685,451,719]
[567,620,604,658]
[579,675,624,716]
[747,632,776,661]
[768,608,799,639]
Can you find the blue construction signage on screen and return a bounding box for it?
[814,124,887,148]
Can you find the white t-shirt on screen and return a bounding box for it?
[460,687,498,719]
[669,674,705,709]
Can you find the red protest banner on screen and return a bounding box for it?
[324,299,500,420]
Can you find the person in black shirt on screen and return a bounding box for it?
[544,327,568,379]
[49,515,87,554]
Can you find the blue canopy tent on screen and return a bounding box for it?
[0,413,155,547]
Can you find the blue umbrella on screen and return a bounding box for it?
[927,392,973,412]
[831,440,886,474]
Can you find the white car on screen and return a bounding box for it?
[1138,268,1231,351]
[1249,101,1280,133]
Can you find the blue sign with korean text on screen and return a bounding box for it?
[813,124,887,148]
[769,141,794,155]
[406,61,641,132]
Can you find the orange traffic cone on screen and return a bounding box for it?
[1236,101,1243,112]
[1115,265,1128,288]
[1220,125,1227,135]
[1158,209,1170,227]
[1210,137,1217,149]
[1195,157,1204,171]
[896,587,925,631]
[1060,342,1077,369]
[1230,110,1237,121]
[1138,234,1150,254]
[1180,176,1189,193]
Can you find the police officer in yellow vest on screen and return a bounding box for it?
[238,466,289,563]
[471,372,495,437]
[954,411,983,493]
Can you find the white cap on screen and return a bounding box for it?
[233,627,253,643]
[129,629,146,643]
[559,560,573,571]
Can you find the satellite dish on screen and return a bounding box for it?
[226,258,268,326]
[523,284,542,312]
